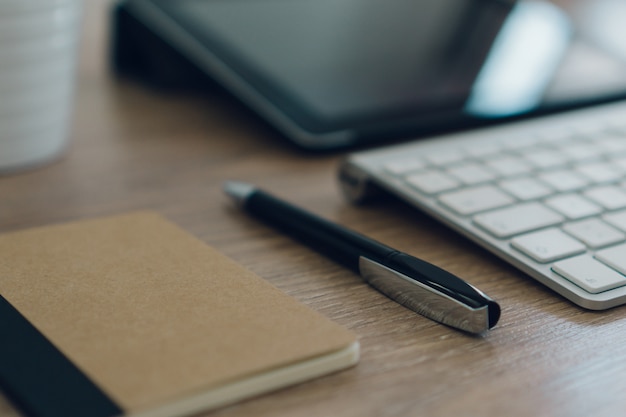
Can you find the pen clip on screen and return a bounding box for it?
[359,257,499,334]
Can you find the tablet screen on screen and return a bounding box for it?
[144,0,626,146]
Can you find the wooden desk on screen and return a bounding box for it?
[2,2,626,416]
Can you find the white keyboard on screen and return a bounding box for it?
[339,101,626,310]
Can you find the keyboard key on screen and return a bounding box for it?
[584,186,626,210]
[424,151,465,166]
[385,158,426,175]
[519,149,567,168]
[502,135,540,151]
[405,171,460,194]
[598,135,626,154]
[438,185,514,216]
[563,219,625,248]
[538,170,589,192]
[473,202,564,238]
[596,243,626,276]
[498,177,552,200]
[553,255,626,294]
[575,123,609,138]
[544,194,602,219]
[446,163,496,185]
[511,228,585,263]
[611,156,626,171]
[604,210,626,232]
[465,143,501,157]
[609,122,626,134]
[559,143,604,162]
[486,156,533,177]
[575,162,623,183]
[539,128,576,144]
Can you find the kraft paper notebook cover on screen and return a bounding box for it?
[0,212,359,417]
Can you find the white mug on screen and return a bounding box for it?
[0,0,82,173]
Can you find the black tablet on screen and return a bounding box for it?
[117,0,626,150]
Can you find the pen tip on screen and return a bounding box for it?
[223,181,256,205]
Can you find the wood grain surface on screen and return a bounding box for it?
[2,2,626,417]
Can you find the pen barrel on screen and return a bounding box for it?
[244,191,395,273]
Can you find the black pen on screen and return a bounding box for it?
[223,181,500,334]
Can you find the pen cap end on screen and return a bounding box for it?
[487,300,501,329]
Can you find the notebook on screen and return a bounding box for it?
[0,212,359,417]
